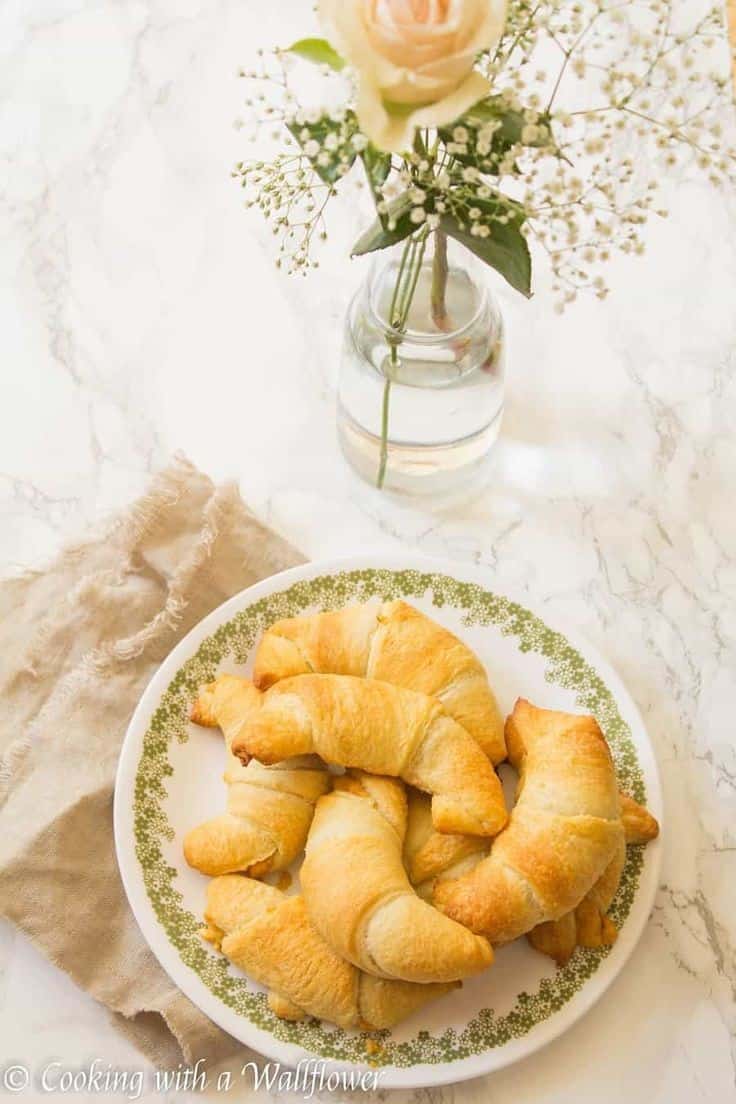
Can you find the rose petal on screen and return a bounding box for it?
[320,0,508,152]
[358,69,492,153]
[381,53,478,104]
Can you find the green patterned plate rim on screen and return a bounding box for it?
[115,556,662,1088]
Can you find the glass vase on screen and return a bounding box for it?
[337,229,505,504]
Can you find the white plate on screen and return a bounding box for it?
[114,555,662,1088]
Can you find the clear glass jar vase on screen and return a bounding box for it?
[337,229,505,503]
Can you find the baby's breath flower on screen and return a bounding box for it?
[478,122,500,142]
[234,0,736,301]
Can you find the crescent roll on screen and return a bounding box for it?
[201,874,457,1030]
[211,672,507,837]
[185,679,330,876]
[252,599,506,764]
[406,780,658,963]
[619,791,660,845]
[403,788,488,900]
[528,789,659,964]
[300,772,494,983]
[434,699,625,943]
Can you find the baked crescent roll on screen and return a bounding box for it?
[619,791,660,845]
[403,788,488,900]
[214,672,507,837]
[528,789,659,964]
[201,874,458,1030]
[406,781,658,963]
[434,699,625,942]
[184,680,330,877]
[526,834,626,963]
[252,599,506,764]
[300,772,494,983]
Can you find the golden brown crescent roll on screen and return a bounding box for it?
[434,699,625,943]
[408,782,658,957]
[619,791,660,844]
[201,874,458,1030]
[528,790,659,964]
[403,788,488,900]
[403,698,659,963]
[252,599,506,763]
[209,672,507,837]
[300,772,494,983]
[526,834,626,963]
[185,679,330,877]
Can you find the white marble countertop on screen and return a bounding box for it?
[1,1,735,1101]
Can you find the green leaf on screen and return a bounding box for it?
[441,198,532,297]
[360,145,392,207]
[286,116,357,185]
[351,193,415,256]
[361,146,391,190]
[439,96,554,176]
[286,37,345,71]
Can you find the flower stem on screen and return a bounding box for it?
[376,229,429,490]
[376,373,393,490]
[431,228,449,330]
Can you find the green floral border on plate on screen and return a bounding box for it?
[133,569,646,1067]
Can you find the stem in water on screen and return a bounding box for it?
[376,230,428,489]
[431,228,449,330]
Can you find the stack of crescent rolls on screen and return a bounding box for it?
[185,599,659,1030]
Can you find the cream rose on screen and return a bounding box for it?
[319,0,508,153]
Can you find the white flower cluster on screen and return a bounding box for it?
[483,0,736,304]
[234,0,735,304]
[234,154,333,275]
[233,52,368,275]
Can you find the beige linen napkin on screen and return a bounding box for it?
[0,457,302,1067]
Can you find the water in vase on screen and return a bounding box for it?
[338,244,505,502]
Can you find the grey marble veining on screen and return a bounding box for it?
[0,1,734,1101]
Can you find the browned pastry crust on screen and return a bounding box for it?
[202,874,458,1030]
[434,699,625,943]
[185,679,330,877]
[407,783,658,965]
[620,791,660,844]
[403,787,488,899]
[252,599,506,763]
[300,772,494,983]
[527,790,660,963]
[205,672,507,837]
[526,833,626,963]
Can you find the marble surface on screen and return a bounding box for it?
[1,1,735,1101]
